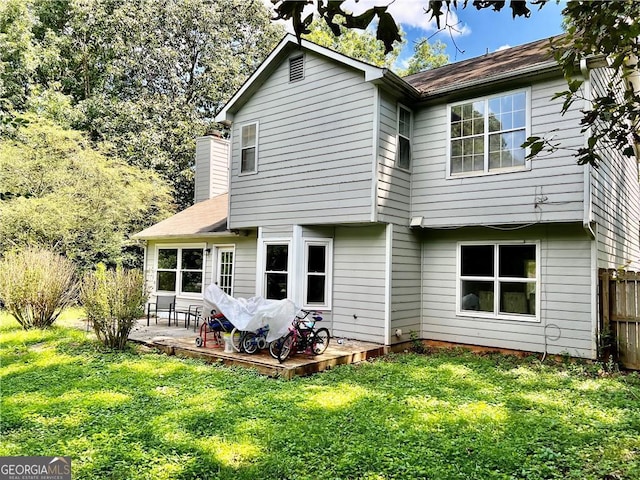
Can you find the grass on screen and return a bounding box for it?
[1,312,639,480]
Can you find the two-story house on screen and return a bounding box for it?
[134,34,640,360]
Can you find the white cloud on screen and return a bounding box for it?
[264,0,471,38]
[341,0,471,37]
[495,44,512,52]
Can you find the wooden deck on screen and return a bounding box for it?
[128,319,388,379]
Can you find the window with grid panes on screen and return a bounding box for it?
[397,105,412,170]
[217,248,234,295]
[241,123,257,173]
[449,90,528,176]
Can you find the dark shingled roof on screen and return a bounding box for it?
[403,36,561,97]
[133,193,228,240]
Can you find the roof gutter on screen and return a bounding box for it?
[378,69,421,99]
[132,231,243,241]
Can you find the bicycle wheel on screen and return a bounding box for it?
[242,332,259,354]
[268,337,284,359]
[311,327,330,355]
[230,328,244,352]
[277,332,296,363]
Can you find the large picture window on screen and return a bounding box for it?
[449,89,529,176]
[240,122,258,173]
[304,240,332,308]
[458,243,538,321]
[156,247,204,295]
[265,243,289,300]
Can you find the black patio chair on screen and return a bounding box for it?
[146,295,176,326]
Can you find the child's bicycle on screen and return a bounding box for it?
[274,310,330,363]
[240,325,270,354]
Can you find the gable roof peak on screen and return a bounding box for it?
[215,34,417,124]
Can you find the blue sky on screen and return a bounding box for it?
[267,1,567,69]
[397,1,566,65]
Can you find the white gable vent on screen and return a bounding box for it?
[289,55,304,82]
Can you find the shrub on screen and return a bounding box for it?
[81,264,147,350]
[0,248,78,329]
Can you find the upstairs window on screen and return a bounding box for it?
[289,55,304,82]
[240,122,258,173]
[397,105,412,170]
[449,89,529,177]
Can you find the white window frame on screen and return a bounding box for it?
[396,104,412,171]
[446,88,531,178]
[240,121,258,175]
[215,246,235,296]
[155,244,205,297]
[303,239,333,310]
[260,240,291,300]
[456,241,540,322]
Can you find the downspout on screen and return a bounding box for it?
[384,224,392,346]
[141,240,149,294]
[371,85,380,223]
[581,58,596,240]
[581,58,599,360]
[622,53,640,159]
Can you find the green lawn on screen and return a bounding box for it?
[1,313,639,480]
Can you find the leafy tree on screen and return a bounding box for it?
[304,17,448,75]
[0,0,37,110]
[398,38,449,76]
[1,0,284,208]
[0,116,174,270]
[303,17,402,68]
[271,0,640,167]
[547,1,640,166]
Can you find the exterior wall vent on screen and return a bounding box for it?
[289,55,304,82]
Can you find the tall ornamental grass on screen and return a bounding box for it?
[81,264,147,350]
[0,248,77,329]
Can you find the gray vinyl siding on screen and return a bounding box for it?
[332,224,387,343]
[589,67,640,270]
[144,236,257,311]
[377,90,411,224]
[411,77,586,227]
[390,225,421,342]
[228,51,375,228]
[194,136,229,203]
[227,236,258,298]
[421,224,596,358]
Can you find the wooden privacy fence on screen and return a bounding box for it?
[599,268,640,370]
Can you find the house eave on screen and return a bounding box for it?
[378,69,421,99]
[132,231,240,241]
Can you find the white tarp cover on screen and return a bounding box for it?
[202,284,298,342]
